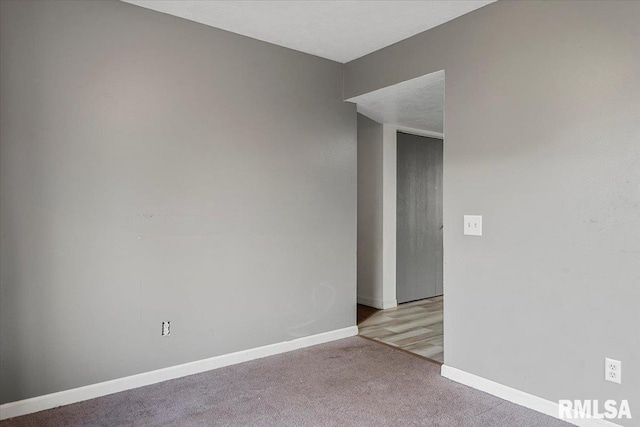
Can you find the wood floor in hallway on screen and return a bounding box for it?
[357,296,443,363]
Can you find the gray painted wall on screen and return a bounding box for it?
[346,2,640,424]
[0,0,356,404]
[356,114,384,307]
[396,133,443,304]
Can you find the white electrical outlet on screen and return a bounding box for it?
[464,215,482,236]
[605,358,621,384]
[162,321,171,337]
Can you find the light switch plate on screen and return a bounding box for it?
[464,215,482,236]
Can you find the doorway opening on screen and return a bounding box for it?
[350,70,445,363]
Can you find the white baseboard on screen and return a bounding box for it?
[440,365,622,427]
[0,326,358,421]
[357,296,397,309]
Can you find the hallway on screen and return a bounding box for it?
[358,296,443,363]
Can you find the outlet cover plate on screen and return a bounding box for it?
[162,321,171,337]
[605,357,621,384]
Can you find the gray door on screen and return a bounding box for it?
[396,132,443,304]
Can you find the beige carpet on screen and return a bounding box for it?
[1,337,568,426]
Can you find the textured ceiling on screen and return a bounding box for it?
[347,70,445,136]
[121,1,494,63]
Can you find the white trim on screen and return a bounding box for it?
[382,124,398,307]
[440,365,622,427]
[357,296,397,309]
[0,326,358,421]
[395,125,444,140]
